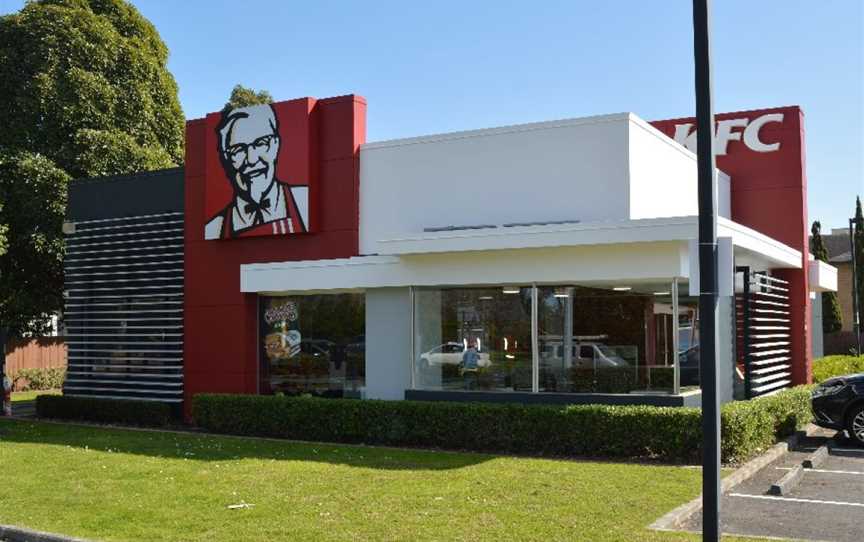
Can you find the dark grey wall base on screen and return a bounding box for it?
[0,524,92,542]
[404,389,703,407]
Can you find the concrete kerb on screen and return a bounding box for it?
[648,428,806,532]
[803,444,829,469]
[0,524,94,542]
[769,464,803,495]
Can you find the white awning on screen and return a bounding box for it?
[241,215,802,294]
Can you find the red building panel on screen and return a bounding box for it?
[183,95,367,415]
[651,106,811,385]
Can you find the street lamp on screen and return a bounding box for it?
[849,218,861,355]
[692,1,721,541]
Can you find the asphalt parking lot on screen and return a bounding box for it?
[683,431,864,542]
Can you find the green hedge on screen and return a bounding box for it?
[193,386,813,464]
[12,367,65,391]
[36,395,173,427]
[813,355,864,384]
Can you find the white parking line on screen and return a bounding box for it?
[729,493,864,508]
[776,466,864,476]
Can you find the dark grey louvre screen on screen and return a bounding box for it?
[737,267,792,398]
[63,169,184,403]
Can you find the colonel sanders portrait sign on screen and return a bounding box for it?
[203,102,312,240]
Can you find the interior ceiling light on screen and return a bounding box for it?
[502,287,520,294]
[612,286,632,291]
[653,291,671,296]
[478,296,494,300]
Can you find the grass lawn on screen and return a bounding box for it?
[0,419,759,542]
[11,389,61,402]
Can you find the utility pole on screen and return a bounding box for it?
[850,218,861,355]
[692,1,721,540]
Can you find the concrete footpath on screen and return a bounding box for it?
[682,429,864,542]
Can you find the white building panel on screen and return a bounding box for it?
[809,259,838,292]
[359,113,730,256]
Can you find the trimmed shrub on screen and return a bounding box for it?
[756,385,814,438]
[12,367,66,391]
[36,395,173,427]
[193,385,814,464]
[720,400,774,464]
[813,355,864,383]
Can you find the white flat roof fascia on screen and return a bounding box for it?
[241,243,687,294]
[374,215,801,269]
[809,259,838,292]
[376,216,698,255]
[361,112,633,151]
[716,216,802,269]
[240,218,802,294]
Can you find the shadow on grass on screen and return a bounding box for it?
[0,418,493,471]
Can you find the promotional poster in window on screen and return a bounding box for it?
[260,297,301,393]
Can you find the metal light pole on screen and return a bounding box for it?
[850,218,861,354]
[692,0,721,540]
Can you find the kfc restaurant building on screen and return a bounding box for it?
[62,95,838,413]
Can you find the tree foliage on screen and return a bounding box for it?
[811,221,843,333]
[0,0,184,340]
[0,0,184,179]
[855,197,864,335]
[0,151,69,336]
[223,85,274,112]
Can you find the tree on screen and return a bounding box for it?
[0,0,184,179]
[855,197,864,336]
[811,221,843,333]
[0,152,69,337]
[0,0,184,341]
[223,85,274,112]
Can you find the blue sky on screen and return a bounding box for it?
[1,0,861,229]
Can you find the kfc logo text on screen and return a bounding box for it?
[673,113,784,156]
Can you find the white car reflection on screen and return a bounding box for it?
[418,342,492,369]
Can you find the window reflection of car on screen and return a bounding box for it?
[678,344,701,386]
[541,342,628,369]
[677,325,700,387]
[418,342,492,370]
[302,339,335,356]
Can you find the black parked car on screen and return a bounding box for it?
[811,373,864,446]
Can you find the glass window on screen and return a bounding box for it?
[537,285,676,394]
[677,295,700,389]
[413,287,533,392]
[259,294,365,398]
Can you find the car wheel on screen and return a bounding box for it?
[847,404,864,447]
